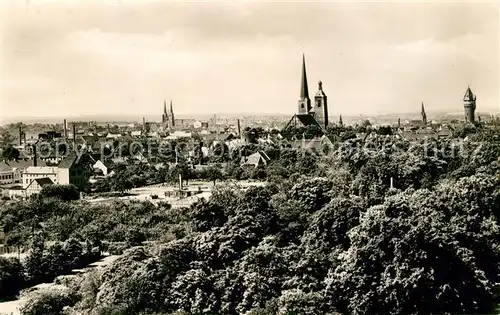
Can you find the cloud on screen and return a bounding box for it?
[0,1,498,119]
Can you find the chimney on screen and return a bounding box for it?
[72,124,76,144]
[19,126,22,145]
[237,119,241,137]
[63,119,67,139]
[33,144,37,167]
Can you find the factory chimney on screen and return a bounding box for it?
[33,144,37,167]
[237,119,241,138]
[19,126,22,145]
[63,119,67,139]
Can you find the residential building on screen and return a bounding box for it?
[0,159,47,185]
[292,135,334,152]
[22,166,58,188]
[26,177,54,196]
[57,153,90,189]
[8,186,26,199]
[241,151,271,168]
[93,160,110,176]
[0,163,14,184]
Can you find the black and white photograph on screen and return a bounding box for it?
[0,1,499,314]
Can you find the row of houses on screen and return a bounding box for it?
[0,153,90,199]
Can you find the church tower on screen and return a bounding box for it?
[162,100,169,126]
[463,86,476,123]
[297,54,311,115]
[314,81,328,129]
[169,100,175,127]
[421,102,427,125]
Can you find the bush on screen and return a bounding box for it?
[0,256,24,298]
[20,287,77,315]
[39,184,80,201]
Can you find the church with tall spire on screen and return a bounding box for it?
[162,100,169,126]
[421,102,427,125]
[169,100,175,128]
[298,54,311,115]
[161,100,176,128]
[285,54,330,131]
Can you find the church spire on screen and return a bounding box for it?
[300,54,309,99]
[169,100,175,127]
[421,102,427,125]
[162,100,169,125]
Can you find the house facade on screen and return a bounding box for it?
[93,160,109,176]
[25,177,54,196]
[241,151,271,168]
[22,166,58,188]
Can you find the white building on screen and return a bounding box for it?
[240,151,271,168]
[171,131,192,138]
[193,121,202,129]
[0,163,14,185]
[22,166,58,188]
[92,160,109,176]
[106,133,122,140]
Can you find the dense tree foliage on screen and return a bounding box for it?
[1,144,20,161]
[0,256,24,298]
[2,126,499,314]
[39,184,80,201]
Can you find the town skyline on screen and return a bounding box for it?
[1,1,499,120]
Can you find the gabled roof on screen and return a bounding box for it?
[242,151,271,165]
[258,151,271,161]
[296,114,322,129]
[291,135,333,150]
[58,153,78,169]
[0,159,47,170]
[34,177,54,187]
[93,159,110,168]
[0,162,12,172]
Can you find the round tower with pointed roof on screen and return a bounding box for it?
[463,86,476,123]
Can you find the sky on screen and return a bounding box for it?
[1,0,499,121]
